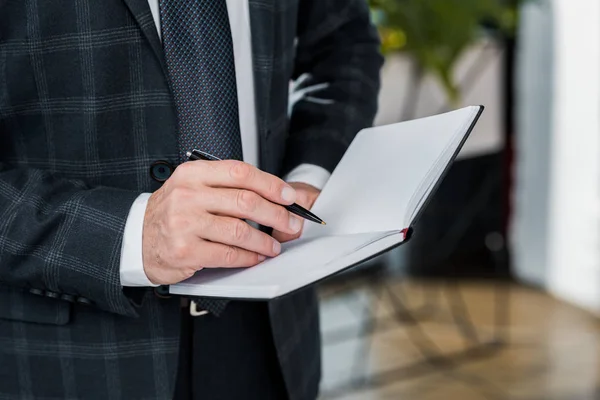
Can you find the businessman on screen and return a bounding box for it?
[0,0,383,399]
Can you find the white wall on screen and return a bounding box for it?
[375,40,505,160]
[546,0,600,314]
[511,1,555,287]
[512,0,600,315]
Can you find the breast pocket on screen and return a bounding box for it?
[0,284,71,326]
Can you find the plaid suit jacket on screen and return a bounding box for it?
[0,0,383,399]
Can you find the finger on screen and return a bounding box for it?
[197,240,267,269]
[188,160,297,205]
[199,215,282,258]
[272,229,301,244]
[202,188,302,235]
[272,214,305,243]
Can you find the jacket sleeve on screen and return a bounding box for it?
[0,163,142,318]
[284,0,384,175]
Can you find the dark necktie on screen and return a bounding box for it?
[160,0,242,315]
[160,0,243,163]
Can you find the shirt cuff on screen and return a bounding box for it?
[120,193,158,287]
[283,164,331,191]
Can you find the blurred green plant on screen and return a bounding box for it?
[369,0,529,103]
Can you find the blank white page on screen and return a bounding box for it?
[170,230,400,299]
[302,106,482,239]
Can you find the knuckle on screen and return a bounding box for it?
[166,190,194,223]
[165,215,179,232]
[276,207,289,226]
[174,161,194,178]
[223,246,239,265]
[232,220,251,242]
[170,186,191,203]
[261,235,275,253]
[182,267,198,278]
[236,190,258,213]
[229,161,252,182]
[170,240,189,263]
[268,179,283,199]
[165,211,186,232]
[278,206,289,222]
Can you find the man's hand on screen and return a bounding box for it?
[142,160,303,285]
[272,182,321,243]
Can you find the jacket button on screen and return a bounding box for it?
[150,161,174,183]
[154,286,171,299]
[60,294,76,303]
[76,297,94,306]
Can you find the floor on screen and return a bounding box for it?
[317,278,600,400]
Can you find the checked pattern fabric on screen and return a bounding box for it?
[160,0,242,316]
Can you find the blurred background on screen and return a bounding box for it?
[315,0,600,399]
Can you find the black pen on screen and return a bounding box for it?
[186,149,326,225]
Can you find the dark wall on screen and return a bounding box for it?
[405,152,510,279]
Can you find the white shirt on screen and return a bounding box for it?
[119,0,331,287]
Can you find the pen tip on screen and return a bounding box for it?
[185,151,192,157]
[321,221,327,225]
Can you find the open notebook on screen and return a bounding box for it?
[169,106,484,300]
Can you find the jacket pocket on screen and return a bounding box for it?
[0,284,71,325]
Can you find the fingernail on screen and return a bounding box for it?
[258,255,266,262]
[272,241,281,255]
[289,216,302,233]
[281,186,296,203]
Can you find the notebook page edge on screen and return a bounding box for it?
[405,106,477,224]
[169,230,404,299]
[276,230,406,297]
[169,281,281,299]
[405,106,483,227]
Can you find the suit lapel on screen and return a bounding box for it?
[248,0,275,144]
[122,0,169,77]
